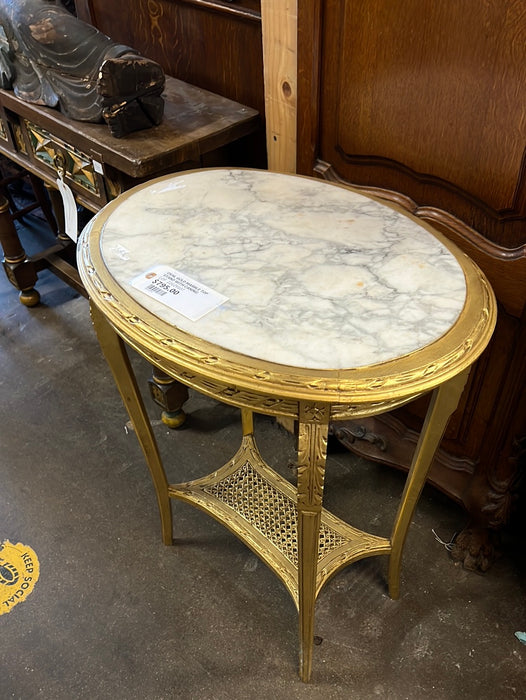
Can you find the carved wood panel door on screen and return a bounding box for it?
[297,0,526,569]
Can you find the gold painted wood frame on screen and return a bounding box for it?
[78,174,496,682]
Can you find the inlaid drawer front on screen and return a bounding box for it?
[0,118,7,142]
[25,120,99,196]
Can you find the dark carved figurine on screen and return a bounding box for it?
[0,0,165,137]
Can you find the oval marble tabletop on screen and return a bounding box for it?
[78,169,495,405]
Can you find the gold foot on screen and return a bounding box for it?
[161,409,186,429]
[19,288,40,306]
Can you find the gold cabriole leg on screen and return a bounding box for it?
[388,369,470,599]
[296,401,329,683]
[90,302,173,545]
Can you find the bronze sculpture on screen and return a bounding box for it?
[0,0,165,137]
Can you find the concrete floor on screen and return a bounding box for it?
[1,212,525,699]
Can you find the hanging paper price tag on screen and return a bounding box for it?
[56,176,78,243]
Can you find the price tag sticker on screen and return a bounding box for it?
[56,177,78,242]
[130,265,229,321]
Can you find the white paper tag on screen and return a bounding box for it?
[130,265,229,321]
[56,177,78,242]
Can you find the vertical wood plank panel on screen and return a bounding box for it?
[261,0,297,172]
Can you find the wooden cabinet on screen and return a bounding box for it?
[298,0,526,569]
[0,77,258,211]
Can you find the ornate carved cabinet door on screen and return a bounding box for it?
[297,0,526,569]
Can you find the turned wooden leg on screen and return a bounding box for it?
[296,401,329,682]
[148,368,189,429]
[44,181,68,241]
[29,175,58,236]
[0,194,39,306]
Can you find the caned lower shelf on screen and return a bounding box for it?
[168,435,391,607]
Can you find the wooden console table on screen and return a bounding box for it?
[0,76,259,305]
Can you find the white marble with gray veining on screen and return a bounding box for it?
[92,169,467,370]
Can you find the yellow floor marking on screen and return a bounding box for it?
[0,540,40,615]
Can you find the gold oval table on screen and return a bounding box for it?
[77,168,496,682]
